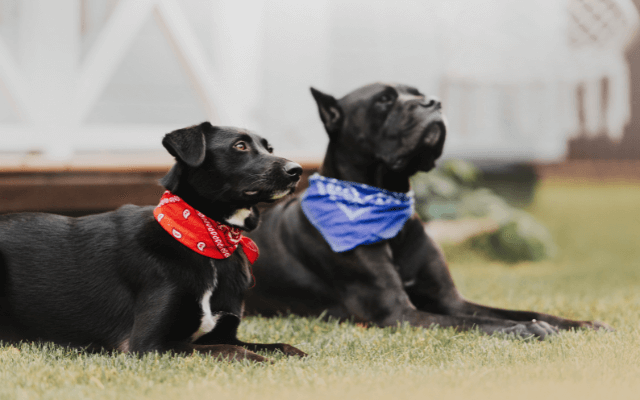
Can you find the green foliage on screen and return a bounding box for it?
[412,160,556,262]
[470,210,558,263]
[441,158,482,185]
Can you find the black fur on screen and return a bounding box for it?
[0,122,305,361]
[245,83,612,338]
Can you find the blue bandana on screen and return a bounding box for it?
[300,174,414,252]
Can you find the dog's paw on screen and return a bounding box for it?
[240,351,272,363]
[578,320,615,332]
[196,344,271,363]
[500,319,559,339]
[276,344,307,358]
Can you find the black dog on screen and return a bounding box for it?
[0,122,306,361]
[245,83,611,338]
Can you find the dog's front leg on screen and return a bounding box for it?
[442,300,614,332]
[170,343,270,362]
[194,313,306,358]
[339,242,558,338]
[124,286,268,361]
[392,218,612,332]
[233,341,307,357]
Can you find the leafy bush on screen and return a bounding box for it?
[411,160,556,262]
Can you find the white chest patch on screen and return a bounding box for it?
[191,289,219,342]
[225,208,252,228]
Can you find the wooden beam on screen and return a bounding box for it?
[155,0,224,123]
[0,171,166,214]
[0,36,32,122]
[0,166,321,215]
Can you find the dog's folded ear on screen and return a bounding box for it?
[310,87,343,137]
[162,122,210,167]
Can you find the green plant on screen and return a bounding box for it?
[411,160,556,262]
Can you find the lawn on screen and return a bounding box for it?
[1,180,639,400]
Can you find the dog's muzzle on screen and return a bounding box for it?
[423,122,442,146]
[379,121,444,171]
[283,161,303,182]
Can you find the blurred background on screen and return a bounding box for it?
[0,0,639,250]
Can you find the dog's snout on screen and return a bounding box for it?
[283,162,303,181]
[421,97,441,110]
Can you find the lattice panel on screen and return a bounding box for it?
[569,0,635,47]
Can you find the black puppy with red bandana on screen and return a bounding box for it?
[0,122,305,361]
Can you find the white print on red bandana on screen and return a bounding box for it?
[153,191,259,264]
[157,194,181,207]
[217,223,242,245]
[242,239,258,253]
[197,211,233,258]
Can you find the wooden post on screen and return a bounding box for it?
[17,0,79,158]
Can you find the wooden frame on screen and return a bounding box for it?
[0,0,223,154]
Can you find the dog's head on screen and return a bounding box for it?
[160,122,302,230]
[311,83,446,175]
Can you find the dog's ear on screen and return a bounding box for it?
[310,87,343,137]
[162,122,210,167]
[159,163,182,192]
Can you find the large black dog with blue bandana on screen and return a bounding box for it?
[245,83,611,338]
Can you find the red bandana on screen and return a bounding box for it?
[153,191,259,264]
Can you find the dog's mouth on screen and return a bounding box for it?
[423,122,443,146]
[383,121,445,172]
[242,185,297,202]
[270,189,291,200]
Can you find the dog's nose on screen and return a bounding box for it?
[421,97,441,109]
[283,162,303,181]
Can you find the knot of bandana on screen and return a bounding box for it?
[300,174,414,252]
[153,191,259,264]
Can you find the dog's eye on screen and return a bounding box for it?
[234,141,249,151]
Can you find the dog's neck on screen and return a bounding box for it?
[161,164,260,231]
[320,143,411,193]
[168,185,256,231]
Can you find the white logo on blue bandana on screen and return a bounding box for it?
[300,174,414,252]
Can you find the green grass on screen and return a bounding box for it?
[2,180,640,400]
